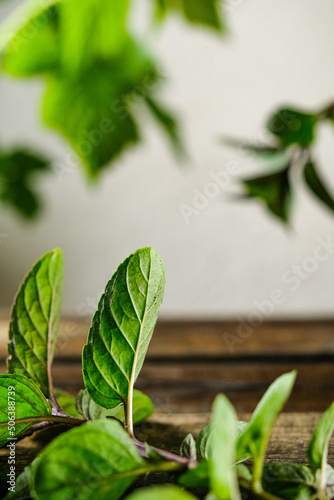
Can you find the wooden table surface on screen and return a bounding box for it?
[0,319,333,497]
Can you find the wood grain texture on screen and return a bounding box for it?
[1,319,334,358]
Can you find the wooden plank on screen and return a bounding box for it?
[1,319,334,359]
[0,357,332,412]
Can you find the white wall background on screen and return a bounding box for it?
[1,0,334,319]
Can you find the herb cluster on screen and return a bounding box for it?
[0,247,333,500]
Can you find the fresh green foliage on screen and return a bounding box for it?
[0,249,334,500]
[196,420,248,460]
[76,388,154,424]
[8,249,63,401]
[243,168,291,222]
[178,460,210,488]
[0,374,51,447]
[0,150,49,218]
[261,463,315,500]
[236,371,296,491]
[0,0,225,217]
[53,388,81,418]
[32,419,145,500]
[180,433,197,461]
[82,247,165,434]
[307,402,334,491]
[208,395,241,500]
[155,0,224,31]
[267,108,317,146]
[42,39,157,178]
[225,101,334,223]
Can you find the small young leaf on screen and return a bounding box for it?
[180,433,197,461]
[83,247,165,434]
[196,420,248,460]
[1,7,60,77]
[208,394,241,500]
[32,419,145,500]
[54,388,81,418]
[262,462,315,498]
[178,460,210,488]
[124,485,199,500]
[0,374,51,448]
[243,167,291,222]
[303,160,334,214]
[76,388,154,424]
[307,401,334,487]
[236,371,296,491]
[182,0,223,31]
[267,108,317,146]
[8,249,63,400]
[0,150,50,218]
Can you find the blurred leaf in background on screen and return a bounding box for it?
[0,150,49,218]
[0,0,225,217]
[225,103,334,224]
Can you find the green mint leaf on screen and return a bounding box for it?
[262,462,315,498]
[32,419,145,500]
[178,460,209,488]
[54,388,81,418]
[196,420,248,460]
[267,108,317,146]
[60,0,129,73]
[8,249,63,400]
[43,39,158,178]
[236,464,253,482]
[0,374,51,448]
[0,150,49,218]
[182,0,224,31]
[307,401,334,488]
[1,7,59,77]
[83,247,165,434]
[76,388,154,424]
[145,97,183,156]
[303,160,334,214]
[124,485,199,500]
[243,167,291,222]
[236,371,296,491]
[180,433,197,461]
[208,394,241,500]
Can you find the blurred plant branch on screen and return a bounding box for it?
[0,0,225,218]
[223,100,334,224]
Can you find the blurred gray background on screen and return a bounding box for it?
[0,0,334,318]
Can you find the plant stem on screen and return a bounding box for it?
[0,415,86,429]
[132,438,195,466]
